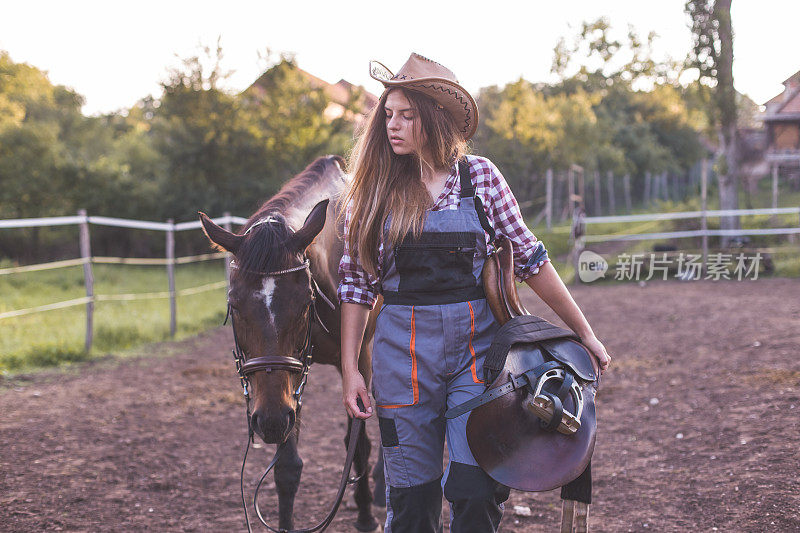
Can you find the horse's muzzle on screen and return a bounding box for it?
[251,405,296,444]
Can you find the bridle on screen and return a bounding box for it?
[229,258,315,418]
[226,251,363,533]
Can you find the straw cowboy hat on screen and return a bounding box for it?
[369,52,479,140]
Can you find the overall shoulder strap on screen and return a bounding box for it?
[458,158,474,198]
[458,157,496,243]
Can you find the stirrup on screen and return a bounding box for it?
[522,368,584,435]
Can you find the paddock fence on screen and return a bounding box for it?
[570,206,800,283]
[5,203,800,352]
[0,210,247,351]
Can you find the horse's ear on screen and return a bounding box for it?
[199,212,244,254]
[294,199,329,251]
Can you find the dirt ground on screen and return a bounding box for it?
[1,279,799,532]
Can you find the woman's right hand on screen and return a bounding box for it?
[342,370,373,419]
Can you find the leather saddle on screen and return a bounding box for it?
[445,236,600,492]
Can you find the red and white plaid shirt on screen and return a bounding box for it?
[337,154,549,309]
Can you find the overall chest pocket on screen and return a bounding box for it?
[394,231,479,293]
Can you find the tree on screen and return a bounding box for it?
[240,53,353,182]
[551,18,683,92]
[144,45,364,221]
[473,81,603,198]
[471,19,707,215]
[686,0,740,243]
[0,51,77,219]
[149,45,256,219]
[546,19,703,202]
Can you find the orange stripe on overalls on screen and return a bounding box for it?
[377,305,419,408]
[468,301,484,384]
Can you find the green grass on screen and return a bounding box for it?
[0,261,228,373]
[746,178,800,210]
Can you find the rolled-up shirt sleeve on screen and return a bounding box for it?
[474,157,550,282]
[337,202,380,309]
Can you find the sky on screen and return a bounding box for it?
[2,1,798,116]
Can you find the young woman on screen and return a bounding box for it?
[337,53,611,533]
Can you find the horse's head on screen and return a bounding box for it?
[199,200,329,443]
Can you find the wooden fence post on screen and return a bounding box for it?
[772,163,779,213]
[644,171,651,207]
[795,207,800,245]
[223,212,232,293]
[657,172,664,202]
[624,174,632,213]
[666,172,672,201]
[665,172,670,201]
[567,167,575,219]
[166,219,176,338]
[571,208,584,286]
[593,170,602,216]
[78,209,94,353]
[656,172,664,202]
[652,171,659,204]
[607,171,616,215]
[557,170,567,222]
[701,160,709,276]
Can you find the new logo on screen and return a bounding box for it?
[578,250,608,283]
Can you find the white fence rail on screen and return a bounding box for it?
[570,205,800,283]
[583,207,800,225]
[0,213,245,232]
[583,226,800,243]
[0,211,246,351]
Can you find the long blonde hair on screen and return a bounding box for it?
[339,87,468,278]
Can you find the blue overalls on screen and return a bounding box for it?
[372,159,510,533]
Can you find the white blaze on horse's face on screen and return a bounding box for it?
[259,277,277,325]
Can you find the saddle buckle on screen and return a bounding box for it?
[523,395,581,435]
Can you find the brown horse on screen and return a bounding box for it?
[200,155,383,532]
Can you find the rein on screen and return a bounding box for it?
[227,257,363,533]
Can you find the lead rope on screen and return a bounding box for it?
[241,437,254,533]
[227,304,256,532]
[249,411,364,533]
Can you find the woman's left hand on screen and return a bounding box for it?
[582,335,611,375]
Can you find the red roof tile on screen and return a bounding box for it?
[247,62,378,117]
[781,90,800,114]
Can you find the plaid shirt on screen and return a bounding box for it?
[337,155,549,309]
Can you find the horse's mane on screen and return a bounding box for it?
[236,155,344,279]
[258,155,345,215]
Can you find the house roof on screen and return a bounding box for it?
[331,78,379,110]
[763,89,800,120]
[765,92,785,107]
[783,69,800,87]
[763,69,800,122]
[247,62,378,116]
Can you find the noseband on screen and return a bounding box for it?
[226,254,362,533]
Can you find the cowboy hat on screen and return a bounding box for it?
[369,52,479,141]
